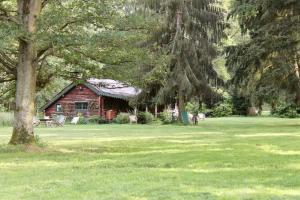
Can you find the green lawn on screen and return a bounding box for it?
[0,117,300,200]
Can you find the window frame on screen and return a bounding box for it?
[56,104,63,112]
[75,102,89,111]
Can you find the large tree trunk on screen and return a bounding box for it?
[174,7,184,122]
[247,96,257,116]
[296,89,300,106]
[271,100,277,114]
[294,58,300,106]
[9,0,42,145]
[257,99,263,116]
[178,89,185,123]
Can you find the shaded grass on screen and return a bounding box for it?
[0,117,300,199]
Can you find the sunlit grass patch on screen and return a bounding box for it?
[0,117,299,199]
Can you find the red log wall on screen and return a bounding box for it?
[45,84,100,118]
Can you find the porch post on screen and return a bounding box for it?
[98,96,101,116]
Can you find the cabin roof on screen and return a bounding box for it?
[40,78,141,111]
[87,78,141,99]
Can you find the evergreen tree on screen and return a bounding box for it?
[135,0,227,120]
[226,0,300,108]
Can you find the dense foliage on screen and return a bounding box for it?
[137,112,154,124]
[272,103,300,118]
[226,0,300,109]
[115,113,131,124]
[88,116,109,124]
[212,102,233,117]
[0,0,150,109]
[158,111,173,124]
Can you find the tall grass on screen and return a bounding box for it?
[0,112,13,127]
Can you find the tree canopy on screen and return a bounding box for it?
[226,0,300,108]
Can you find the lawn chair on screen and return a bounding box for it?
[53,115,66,127]
[33,117,40,127]
[129,115,137,124]
[43,116,53,127]
[70,116,79,125]
[198,113,206,121]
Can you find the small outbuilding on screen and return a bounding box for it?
[41,78,141,120]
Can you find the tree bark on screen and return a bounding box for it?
[257,99,263,116]
[178,89,185,123]
[270,100,277,114]
[294,58,300,106]
[154,103,158,118]
[174,6,184,122]
[172,7,182,54]
[9,0,42,145]
[247,96,257,116]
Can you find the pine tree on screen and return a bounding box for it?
[136,0,226,120]
[226,0,300,107]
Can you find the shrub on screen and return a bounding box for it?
[232,95,250,115]
[115,113,130,124]
[88,116,100,124]
[137,112,154,124]
[98,116,109,124]
[158,111,173,124]
[77,117,89,124]
[272,103,300,118]
[212,103,233,117]
[0,112,14,127]
[87,116,109,124]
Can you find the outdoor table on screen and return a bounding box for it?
[39,118,54,127]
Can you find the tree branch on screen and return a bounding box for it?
[0,77,14,83]
[0,4,18,24]
[0,51,17,76]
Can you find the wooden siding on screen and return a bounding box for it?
[45,84,100,117]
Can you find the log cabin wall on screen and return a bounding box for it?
[45,84,100,118]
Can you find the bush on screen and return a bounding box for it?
[115,113,130,124]
[77,117,89,124]
[232,95,250,115]
[212,103,233,117]
[0,112,13,127]
[158,111,173,124]
[272,103,300,118]
[88,116,109,124]
[137,112,154,124]
[98,116,109,124]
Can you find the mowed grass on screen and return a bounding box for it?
[0,117,300,200]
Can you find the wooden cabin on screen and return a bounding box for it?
[41,78,141,120]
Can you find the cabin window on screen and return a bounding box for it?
[75,102,88,111]
[56,104,62,112]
